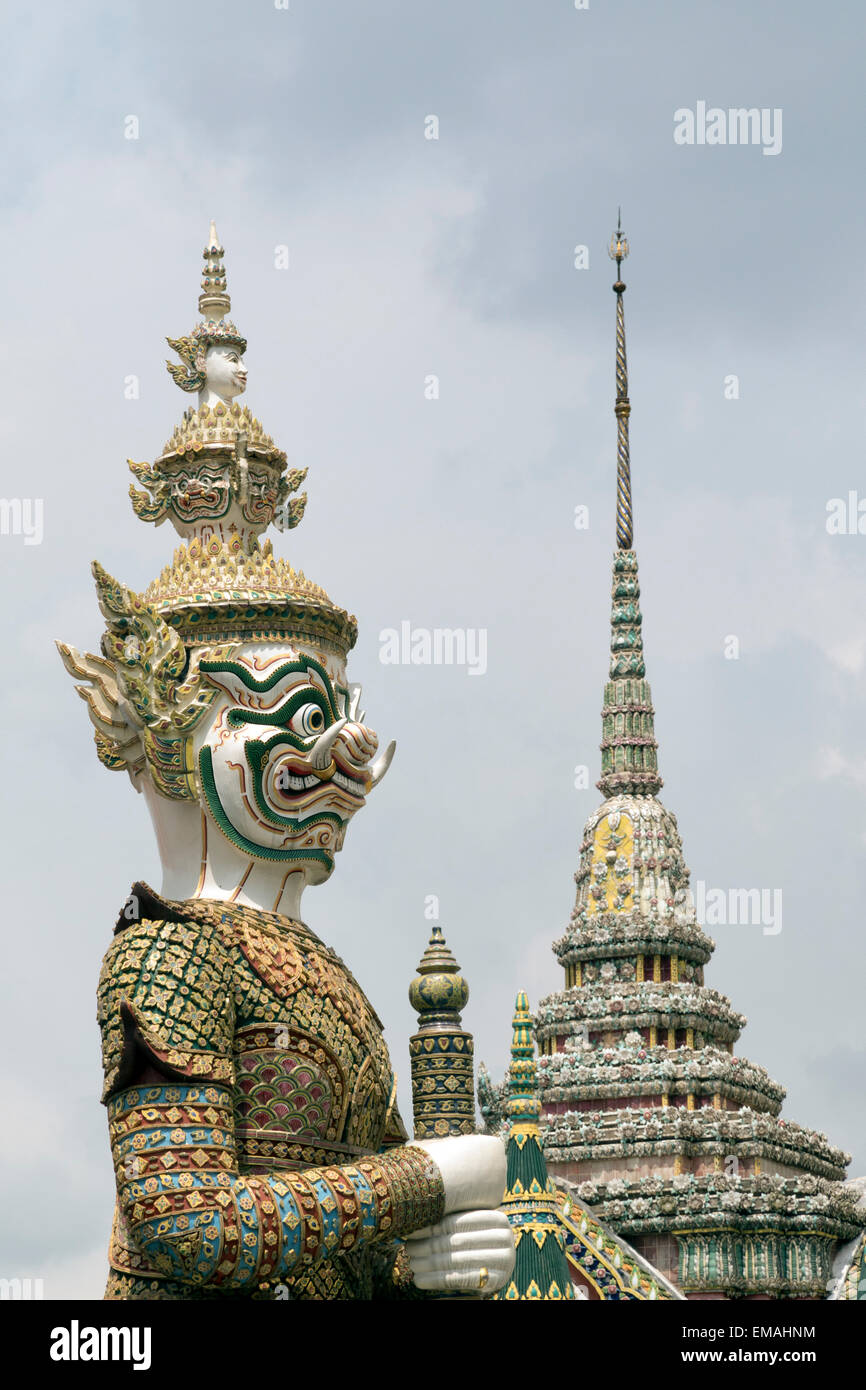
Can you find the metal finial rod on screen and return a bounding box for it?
[608,213,632,550]
[608,207,630,279]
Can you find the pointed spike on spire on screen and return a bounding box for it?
[608,208,630,277]
[596,223,663,797]
[199,221,230,321]
[608,213,633,549]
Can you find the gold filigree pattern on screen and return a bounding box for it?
[144,537,357,654]
[159,403,285,467]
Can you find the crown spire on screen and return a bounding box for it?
[199,220,231,321]
[164,222,248,398]
[598,217,662,797]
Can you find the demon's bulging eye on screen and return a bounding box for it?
[290,703,327,738]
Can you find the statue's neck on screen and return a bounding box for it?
[197,387,239,410]
[141,782,309,919]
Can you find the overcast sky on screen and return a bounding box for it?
[1,0,864,1297]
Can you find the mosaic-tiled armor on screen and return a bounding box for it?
[100,886,443,1298]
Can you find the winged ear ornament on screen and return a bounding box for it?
[55,640,146,784]
[165,334,206,393]
[57,563,234,798]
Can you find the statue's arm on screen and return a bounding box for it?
[108,1078,443,1289]
[100,918,444,1290]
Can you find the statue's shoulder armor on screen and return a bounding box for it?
[206,898,388,1037]
[98,884,235,1102]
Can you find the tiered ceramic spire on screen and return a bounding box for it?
[531,217,858,1299]
[599,216,661,799]
[198,220,232,318]
[494,994,576,1301]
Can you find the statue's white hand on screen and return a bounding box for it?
[409,1134,506,1213]
[405,1210,515,1294]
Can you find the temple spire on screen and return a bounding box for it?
[598,217,662,797]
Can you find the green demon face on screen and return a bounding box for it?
[194,643,393,877]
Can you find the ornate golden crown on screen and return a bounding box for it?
[58,224,358,796]
[145,535,357,654]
